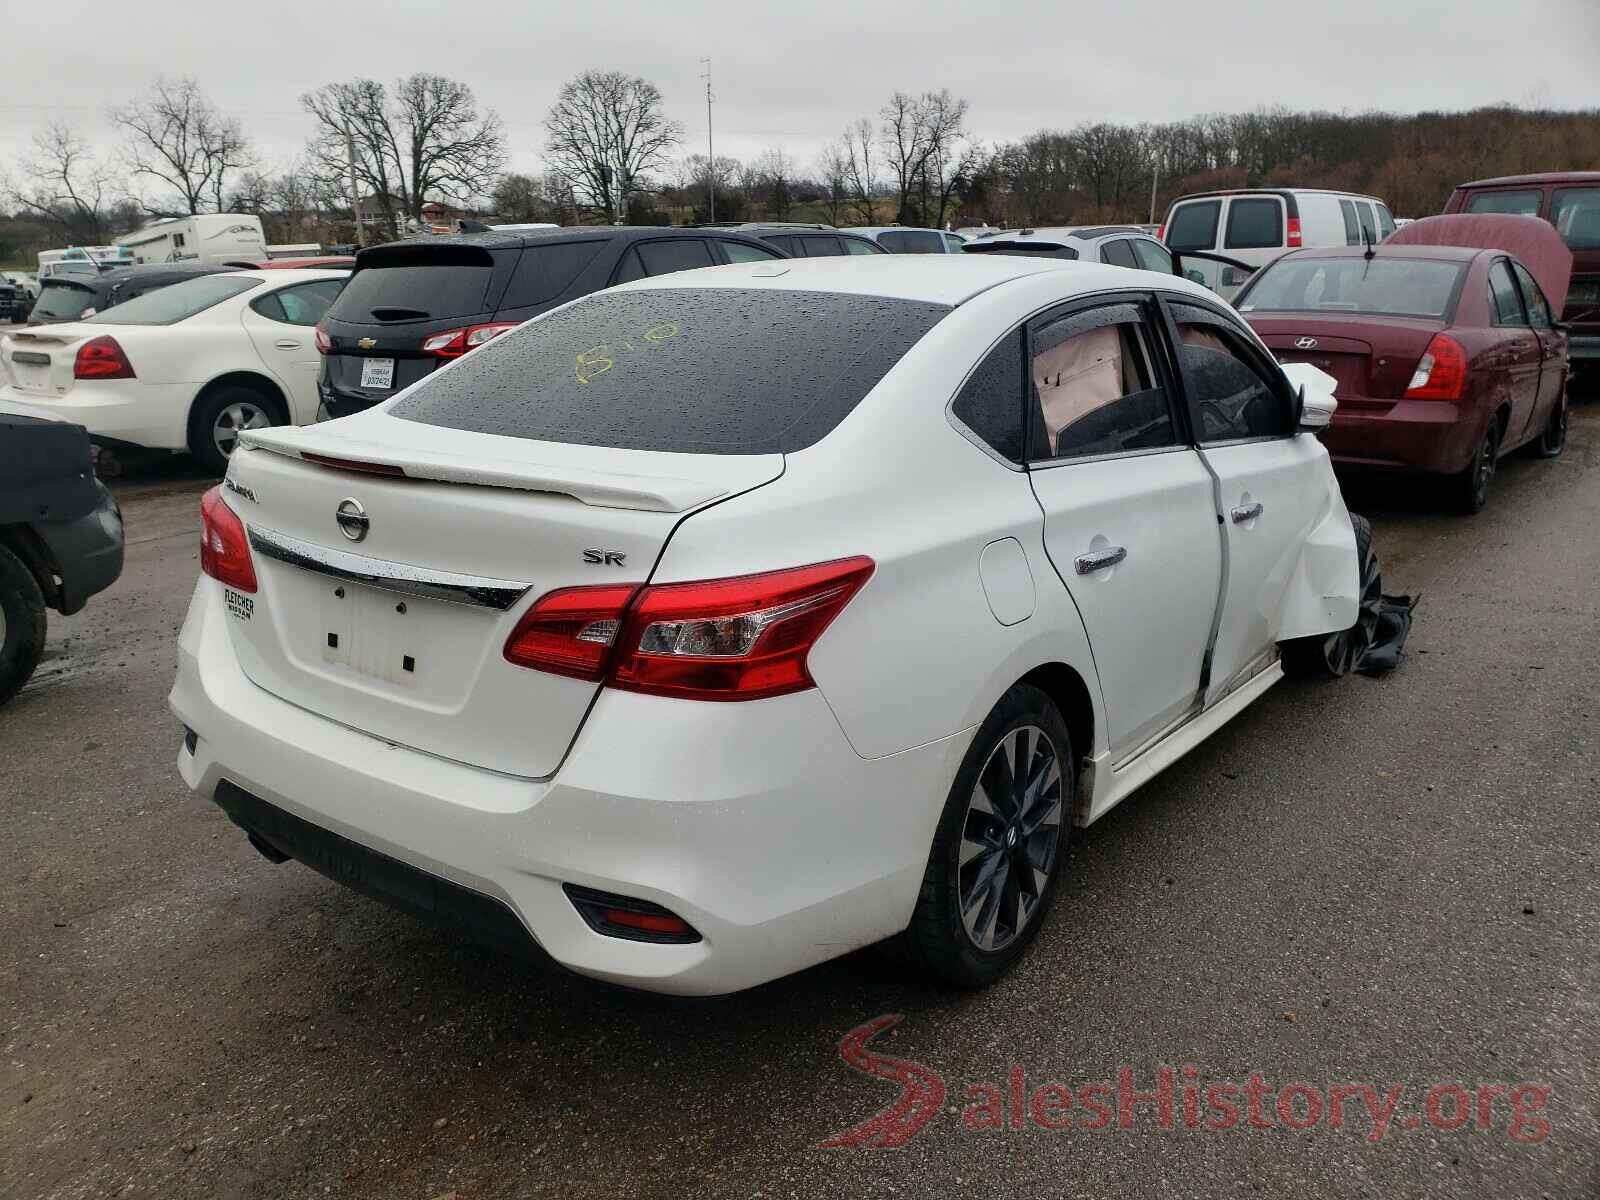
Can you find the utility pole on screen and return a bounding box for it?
[1148,157,1160,226]
[345,122,365,248]
[701,58,715,223]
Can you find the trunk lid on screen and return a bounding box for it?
[1,325,95,396]
[1249,313,1443,402]
[220,416,782,778]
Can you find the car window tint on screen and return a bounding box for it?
[635,239,716,277]
[1552,188,1600,250]
[1238,256,1465,319]
[391,287,951,454]
[1131,239,1173,274]
[1224,198,1283,249]
[611,248,645,284]
[764,235,799,255]
[334,262,494,323]
[1466,189,1543,217]
[877,231,908,252]
[1165,201,1221,252]
[943,234,965,252]
[719,240,782,263]
[1375,204,1396,240]
[1171,303,1291,442]
[1488,260,1527,326]
[842,236,882,255]
[1355,202,1377,244]
[799,235,846,256]
[1029,307,1177,460]
[255,279,343,326]
[951,330,1024,462]
[1340,199,1361,245]
[1100,239,1139,268]
[499,240,607,308]
[895,230,945,254]
[1509,262,1553,328]
[32,280,97,321]
[88,275,259,326]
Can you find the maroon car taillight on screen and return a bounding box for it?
[1404,333,1468,402]
[503,557,875,701]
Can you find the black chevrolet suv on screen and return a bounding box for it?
[316,227,788,419]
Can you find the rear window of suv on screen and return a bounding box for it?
[31,279,98,321]
[391,287,951,454]
[333,252,498,323]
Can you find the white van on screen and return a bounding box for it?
[1159,188,1397,299]
[37,246,135,280]
[115,214,267,266]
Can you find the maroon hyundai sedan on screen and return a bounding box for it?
[1235,244,1569,512]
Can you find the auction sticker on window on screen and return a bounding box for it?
[225,588,254,621]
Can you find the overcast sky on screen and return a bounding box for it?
[2,0,1596,190]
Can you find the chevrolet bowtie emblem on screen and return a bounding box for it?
[357,337,377,350]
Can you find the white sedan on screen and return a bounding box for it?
[0,269,347,473]
[170,255,1370,995]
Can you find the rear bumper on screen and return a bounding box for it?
[1320,397,1486,475]
[33,480,124,614]
[169,577,965,995]
[1568,334,1600,362]
[0,380,193,452]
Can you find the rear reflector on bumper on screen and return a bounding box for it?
[563,884,701,944]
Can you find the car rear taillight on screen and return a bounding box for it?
[1286,216,1303,248]
[421,322,518,359]
[1155,224,1165,242]
[503,557,875,700]
[1404,333,1468,401]
[313,323,332,353]
[74,335,135,380]
[199,485,257,592]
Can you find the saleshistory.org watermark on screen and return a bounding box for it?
[819,1016,1553,1150]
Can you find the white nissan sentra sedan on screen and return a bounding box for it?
[171,255,1367,995]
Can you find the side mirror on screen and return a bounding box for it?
[1279,363,1338,432]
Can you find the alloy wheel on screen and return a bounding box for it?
[958,724,1065,953]
[212,401,272,460]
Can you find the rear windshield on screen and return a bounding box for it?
[962,242,1079,260]
[31,280,97,321]
[332,262,496,323]
[89,275,259,325]
[1239,257,1466,319]
[391,287,950,454]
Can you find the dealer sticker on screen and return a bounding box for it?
[225,589,254,621]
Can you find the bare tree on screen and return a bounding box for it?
[881,92,933,224]
[840,118,879,224]
[919,90,972,228]
[113,77,253,215]
[5,122,116,242]
[301,74,504,237]
[543,71,683,224]
[815,142,851,226]
[747,147,796,220]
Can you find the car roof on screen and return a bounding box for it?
[1170,187,1384,203]
[1455,172,1600,189]
[90,262,239,286]
[610,254,1205,307]
[970,226,1150,246]
[851,226,950,236]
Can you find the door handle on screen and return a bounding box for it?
[274,339,300,350]
[1074,546,1127,575]
[1231,501,1264,524]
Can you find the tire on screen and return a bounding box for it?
[904,684,1074,988]
[1282,514,1379,679]
[1447,419,1500,514]
[187,384,282,476]
[1534,389,1568,459]
[0,544,48,707]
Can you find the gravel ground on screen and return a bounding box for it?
[2,409,1598,1199]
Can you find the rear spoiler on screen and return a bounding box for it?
[238,426,736,514]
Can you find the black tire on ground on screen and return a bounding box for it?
[0,543,48,707]
[1281,513,1378,680]
[1534,388,1568,459]
[187,384,283,476]
[1447,420,1500,514]
[903,683,1074,988]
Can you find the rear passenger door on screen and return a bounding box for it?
[1486,258,1542,441]
[1509,260,1565,441]
[1162,298,1330,702]
[1023,294,1223,763]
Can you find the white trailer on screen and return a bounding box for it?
[115,214,267,266]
